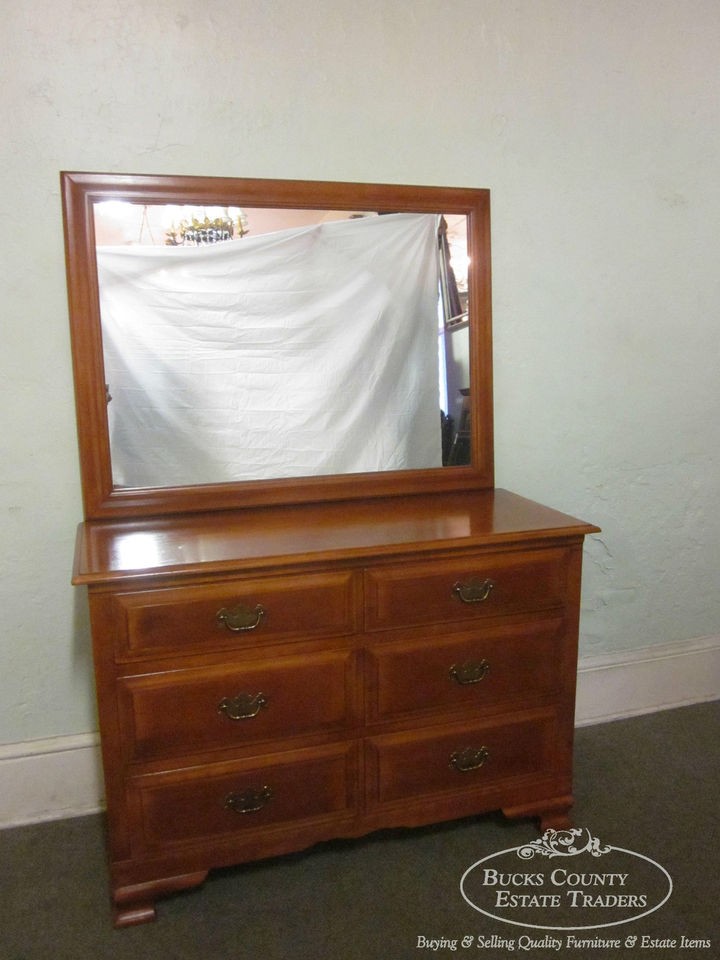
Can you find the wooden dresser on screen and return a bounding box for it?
[62,172,598,926]
[73,488,597,926]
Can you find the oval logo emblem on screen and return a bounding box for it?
[461,827,672,931]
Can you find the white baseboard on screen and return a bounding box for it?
[0,732,104,829]
[575,634,720,726]
[1,636,718,829]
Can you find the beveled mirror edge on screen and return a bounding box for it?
[61,171,494,521]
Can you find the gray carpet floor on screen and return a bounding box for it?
[1,700,718,960]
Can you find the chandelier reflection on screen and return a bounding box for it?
[165,209,249,246]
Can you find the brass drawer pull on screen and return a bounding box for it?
[224,785,273,814]
[449,746,490,772]
[218,692,268,720]
[450,659,490,685]
[453,578,494,604]
[216,603,265,632]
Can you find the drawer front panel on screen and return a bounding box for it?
[367,712,556,805]
[365,549,569,631]
[113,570,358,658]
[366,620,564,722]
[119,650,359,762]
[132,743,359,848]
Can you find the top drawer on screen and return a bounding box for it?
[111,569,359,659]
[365,547,570,631]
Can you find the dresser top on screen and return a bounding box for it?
[72,488,599,585]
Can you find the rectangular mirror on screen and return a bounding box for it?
[62,173,493,519]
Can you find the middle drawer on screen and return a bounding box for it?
[366,618,564,723]
[118,649,359,763]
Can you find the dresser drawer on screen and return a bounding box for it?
[119,650,359,762]
[364,548,569,631]
[111,570,359,659]
[130,743,359,850]
[366,712,556,805]
[366,619,564,723]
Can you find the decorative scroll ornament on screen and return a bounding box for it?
[516,827,611,861]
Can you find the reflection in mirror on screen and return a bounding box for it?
[93,202,471,488]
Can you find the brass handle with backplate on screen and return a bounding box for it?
[218,692,268,720]
[449,746,490,772]
[452,578,494,604]
[224,786,273,814]
[449,659,490,685]
[216,603,266,632]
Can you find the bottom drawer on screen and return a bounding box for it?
[130,742,359,849]
[367,711,556,805]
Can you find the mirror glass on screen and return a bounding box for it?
[93,201,471,489]
[62,174,492,519]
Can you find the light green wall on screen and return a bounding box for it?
[1,0,719,744]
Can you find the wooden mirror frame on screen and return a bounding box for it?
[61,172,493,520]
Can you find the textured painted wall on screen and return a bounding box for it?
[1,0,719,743]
